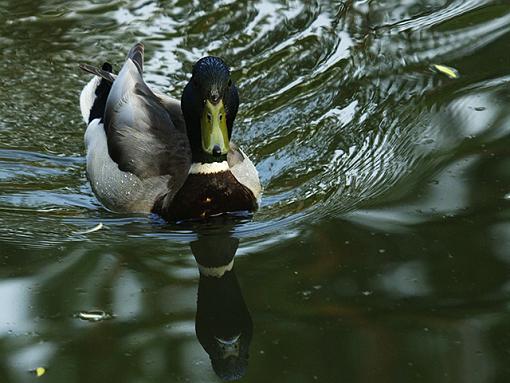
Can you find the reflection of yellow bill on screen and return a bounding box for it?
[432,64,459,79]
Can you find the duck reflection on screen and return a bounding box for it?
[190,228,253,381]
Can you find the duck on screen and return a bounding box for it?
[79,43,261,221]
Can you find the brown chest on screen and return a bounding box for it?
[154,171,257,221]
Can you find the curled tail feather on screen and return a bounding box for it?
[79,63,116,83]
[79,62,114,124]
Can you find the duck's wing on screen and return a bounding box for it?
[153,90,187,136]
[228,143,262,202]
[104,43,191,193]
[79,64,186,134]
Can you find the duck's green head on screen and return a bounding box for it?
[181,56,239,163]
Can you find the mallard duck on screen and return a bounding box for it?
[79,43,261,221]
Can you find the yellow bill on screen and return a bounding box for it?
[200,99,230,156]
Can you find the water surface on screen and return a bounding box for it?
[2,0,510,381]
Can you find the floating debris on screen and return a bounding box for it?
[75,223,104,235]
[35,208,61,213]
[30,367,46,377]
[431,64,459,79]
[76,310,113,322]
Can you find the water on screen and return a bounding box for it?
[2,0,510,381]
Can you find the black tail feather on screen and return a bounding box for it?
[88,62,113,123]
[79,63,116,83]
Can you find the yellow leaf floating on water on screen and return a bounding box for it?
[34,367,46,377]
[432,64,460,79]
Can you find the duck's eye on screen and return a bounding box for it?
[207,113,212,122]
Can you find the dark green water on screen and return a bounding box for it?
[2,0,510,381]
